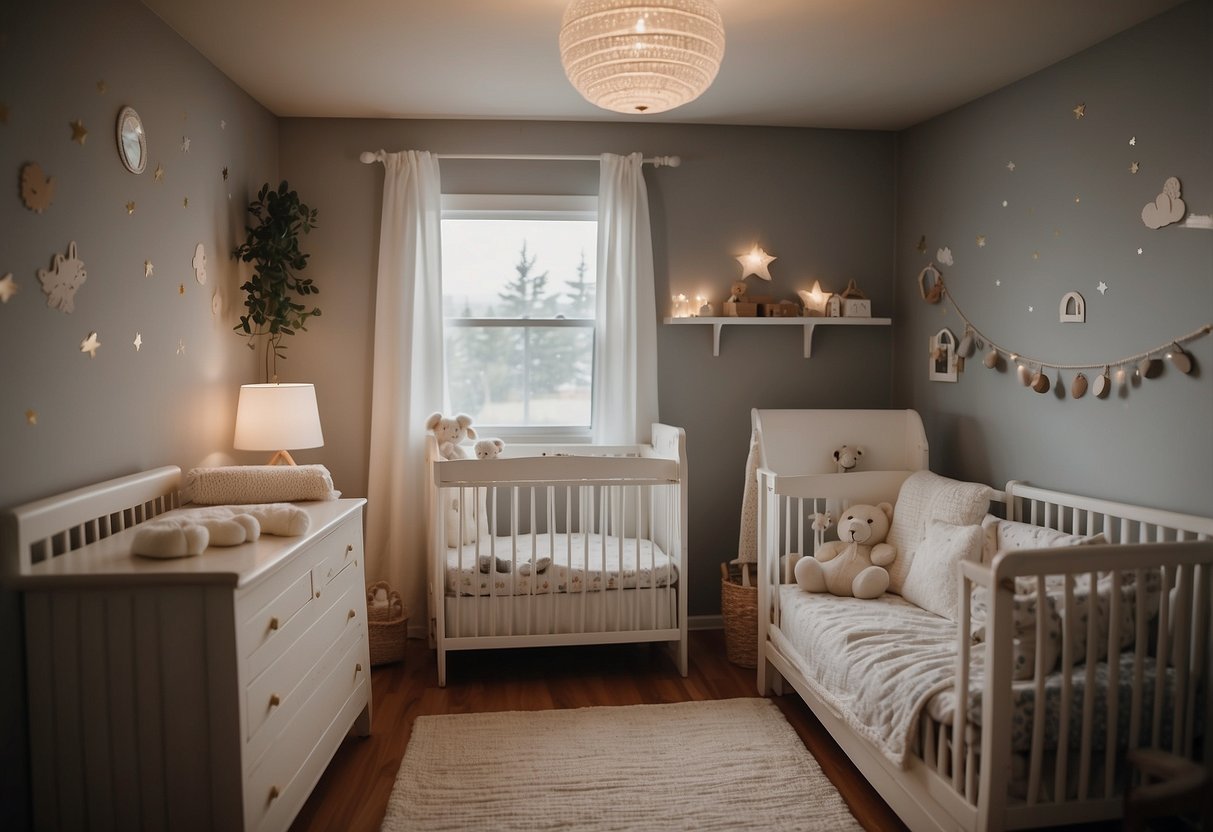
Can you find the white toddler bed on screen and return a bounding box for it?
[754,409,1213,832]
[427,423,688,686]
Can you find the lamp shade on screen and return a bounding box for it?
[559,0,725,115]
[234,383,324,452]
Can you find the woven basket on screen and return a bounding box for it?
[366,581,407,666]
[720,562,758,668]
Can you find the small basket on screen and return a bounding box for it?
[366,581,408,666]
[720,562,758,668]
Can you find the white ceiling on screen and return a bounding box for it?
[142,0,1183,131]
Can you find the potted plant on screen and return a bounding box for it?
[233,181,320,381]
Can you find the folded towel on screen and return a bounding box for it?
[184,464,338,505]
[131,504,310,558]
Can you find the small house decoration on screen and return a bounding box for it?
[929,328,958,382]
[1059,291,1085,323]
[825,295,842,317]
[917,264,944,303]
[797,281,832,316]
[839,280,871,318]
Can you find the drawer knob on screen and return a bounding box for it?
[269,786,280,802]
[268,617,280,631]
[269,693,281,708]
[355,663,363,673]
[347,608,356,620]
[346,544,354,554]
[315,590,321,598]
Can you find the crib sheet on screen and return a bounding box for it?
[446,533,678,597]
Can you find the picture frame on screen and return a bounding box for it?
[929,328,958,382]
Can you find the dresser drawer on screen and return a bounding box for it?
[237,568,314,663]
[246,569,363,744]
[312,522,362,589]
[246,635,369,832]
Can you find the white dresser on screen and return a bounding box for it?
[7,477,371,832]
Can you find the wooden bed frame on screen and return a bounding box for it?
[759,470,1213,832]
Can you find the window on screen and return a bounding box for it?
[441,195,597,438]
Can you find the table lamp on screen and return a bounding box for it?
[233,383,324,465]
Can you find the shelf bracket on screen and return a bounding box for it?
[712,322,723,357]
[803,321,817,358]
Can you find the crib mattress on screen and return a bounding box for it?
[445,533,679,597]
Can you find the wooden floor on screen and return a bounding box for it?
[291,631,1119,832]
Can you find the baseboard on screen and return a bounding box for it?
[688,615,723,630]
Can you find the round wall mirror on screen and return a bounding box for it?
[116,106,147,174]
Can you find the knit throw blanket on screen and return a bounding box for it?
[184,464,338,505]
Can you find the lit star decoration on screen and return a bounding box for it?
[0,273,17,302]
[70,119,88,144]
[96,80,107,94]
[144,260,154,277]
[133,332,142,351]
[1073,103,1085,119]
[154,163,164,182]
[736,245,776,281]
[80,331,100,357]
[1130,161,1140,174]
[976,235,986,248]
[1097,281,1109,295]
[25,410,37,426]
[1006,161,1015,172]
[180,136,190,153]
[125,200,135,215]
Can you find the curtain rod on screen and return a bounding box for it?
[358,150,680,168]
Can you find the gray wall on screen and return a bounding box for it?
[0,0,278,823]
[278,119,896,618]
[895,0,1213,516]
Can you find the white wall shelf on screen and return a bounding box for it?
[663,316,892,358]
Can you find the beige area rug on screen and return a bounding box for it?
[381,697,862,831]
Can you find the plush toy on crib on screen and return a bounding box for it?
[427,412,477,460]
[794,502,896,599]
[833,444,863,473]
[474,438,504,459]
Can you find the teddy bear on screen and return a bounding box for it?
[131,503,310,558]
[427,412,477,460]
[474,438,504,459]
[833,444,863,473]
[794,502,896,599]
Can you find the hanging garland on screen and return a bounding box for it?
[918,265,1211,398]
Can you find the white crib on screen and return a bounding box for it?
[754,409,1213,832]
[426,423,688,686]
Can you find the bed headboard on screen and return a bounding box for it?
[3,466,181,574]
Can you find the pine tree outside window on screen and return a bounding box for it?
[441,195,597,440]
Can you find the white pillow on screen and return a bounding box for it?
[443,486,490,546]
[983,517,1095,564]
[900,520,983,621]
[886,471,991,594]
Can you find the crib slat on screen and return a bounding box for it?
[1171,562,1191,755]
[1027,574,1047,805]
[1077,570,1098,800]
[1152,565,1170,749]
[1186,563,1208,758]
[965,725,977,804]
[936,722,948,778]
[952,574,970,794]
[1104,569,1122,799]
[1054,573,1074,802]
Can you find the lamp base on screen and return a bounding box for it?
[266,450,298,466]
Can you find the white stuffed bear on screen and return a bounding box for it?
[131,503,310,559]
[474,438,504,459]
[794,502,896,599]
[427,412,477,460]
[833,444,863,473]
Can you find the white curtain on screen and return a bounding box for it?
[594,152,659,444]
[365,150,443,625]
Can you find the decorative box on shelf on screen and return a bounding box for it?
[723,300,758,317]
[842,298,871,318]
[760,301,801,318]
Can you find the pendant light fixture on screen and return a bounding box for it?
[559,0,726,115]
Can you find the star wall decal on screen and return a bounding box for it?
[154,163,164,182]
[80,331,101,357]
[1002,200,1008,208]
[1072,103,1085,119]
[25,409,37,426]
[220,119,227,130]
[995,279,1002,287]
[125,200,136,215]
[1137,247,1143,255]
[222,166,229,181]
[176,339,186,356]
[1129,136,1136,146]
[70,119,88,144]
[144,259,154,277]
[1028,306,1034,312]
[180,136,191,153]
[183,197,189,207]
[1097,281,1108,295]
[976,235,986,248]
[0,273,17,302]
[1130,161,1139,174]
[736,245,776,281]
[1006,161,1015,172]
[133,332,142,351]
[178,283,185,295]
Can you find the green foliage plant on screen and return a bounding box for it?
[233,181,320,381]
